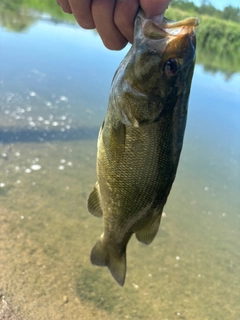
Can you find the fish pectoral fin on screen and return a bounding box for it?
[87,182,103,218]
[91,238,126,286]
[102,121,125,155]
[97,120,104,149]
[117,90,164,126]
[135,215,161,245]
[111,121,126,146]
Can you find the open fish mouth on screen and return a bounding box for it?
[161,27,184,35]
[142,15,200,39]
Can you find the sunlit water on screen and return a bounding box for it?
[0,15,240,320]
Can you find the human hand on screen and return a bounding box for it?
[57,0,172,50]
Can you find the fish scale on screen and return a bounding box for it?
[87,10,199,286]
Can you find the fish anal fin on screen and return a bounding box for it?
[87,182,103,218]
[135,215,161,245]
[90,238,107,266]
[90,238,126,286]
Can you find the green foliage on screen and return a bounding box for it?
[222,5,240,22]
[167,7,240,75]
[171,0,197,13]
[171,0,240,22]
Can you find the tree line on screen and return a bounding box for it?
[171,0,240,23]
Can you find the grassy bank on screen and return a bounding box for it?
[167,7,240,75]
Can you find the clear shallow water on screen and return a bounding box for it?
[0,14,240,320]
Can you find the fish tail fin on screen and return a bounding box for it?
[90,238,126,286]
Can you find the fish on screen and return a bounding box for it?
[87,10,199,286]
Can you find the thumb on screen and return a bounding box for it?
[140,0,171,20]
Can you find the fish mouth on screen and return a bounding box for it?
[142,15,199,39]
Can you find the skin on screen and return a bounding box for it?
[57,0,172,50]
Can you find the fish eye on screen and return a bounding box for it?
[164,58,178,76]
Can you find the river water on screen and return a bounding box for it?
[0,12,240,320]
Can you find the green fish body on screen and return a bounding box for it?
[88,11,199,286]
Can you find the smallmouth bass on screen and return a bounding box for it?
[88,10,199,286]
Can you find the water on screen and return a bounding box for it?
[0,11,240,320]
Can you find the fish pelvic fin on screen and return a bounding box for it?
[135,215,161,245]
[90,238,126,286]
[87,182,103,218]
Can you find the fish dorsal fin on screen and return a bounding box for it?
[135,215,161,245]
[87,182,103,218]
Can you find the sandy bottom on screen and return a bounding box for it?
[0,140,239,320]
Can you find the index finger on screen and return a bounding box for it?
[68,0,95,29]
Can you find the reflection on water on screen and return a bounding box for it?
[1,1,240,77]
[0,7,240,320]
[0,1,36,32]
[0,127,99,144]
